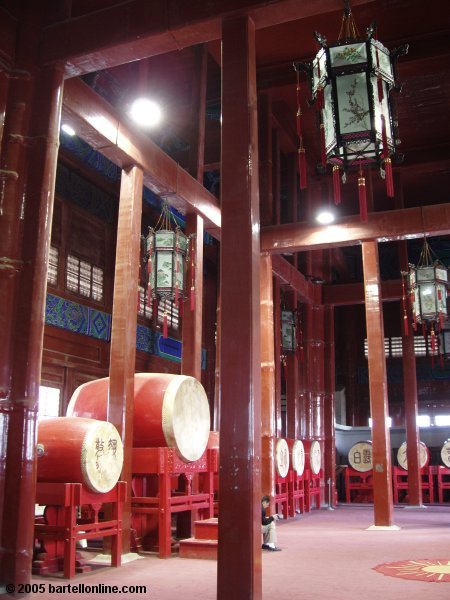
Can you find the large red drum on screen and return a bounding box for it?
[275,438,290,478]
[37,417,123,493]
[397,441,430,470]
[67,373,211,462]
[348,441,373,472]
[441,440,450,468]
[303,440,322,475]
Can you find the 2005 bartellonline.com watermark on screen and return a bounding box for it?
[2,583,147,595]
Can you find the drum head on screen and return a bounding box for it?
[397,441,429,470]
[163,375,211,462]
[81,420,124,493]
[348,441,373,472]
[276,438,290,477]
[292,440,305,476]
[309,440,322,475]
[441,440,450,468]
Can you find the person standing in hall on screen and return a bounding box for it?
[261,495,281,551]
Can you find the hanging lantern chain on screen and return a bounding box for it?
[338,0,359,42]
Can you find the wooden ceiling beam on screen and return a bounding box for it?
[323,280,402,306]
[62,77,221,238]
[40,0,373,77]
[261,203,450,253]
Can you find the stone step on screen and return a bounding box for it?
[194,517,218,540]
[179,537,218,560]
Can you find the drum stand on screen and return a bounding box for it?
[33,481,126,578]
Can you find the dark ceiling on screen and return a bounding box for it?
[51,0,450,219]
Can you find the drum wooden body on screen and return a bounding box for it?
[440,440,450,468]
[67,373,211,462]
[348,441,373,472]
[291,439,305,476]
[37,417,123,493]
[275,438,290,478]
[397,441,430,470]
[303,440,322,475]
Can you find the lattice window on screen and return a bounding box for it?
[38,385,61,417]
[47,246,59,286]
[390,337,403,357]
[66,254,104,302]
[138,285,154,320]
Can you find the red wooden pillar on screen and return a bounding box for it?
[182,214,204,381]
[362,241,394,527]
[183,42,206,381]
[214,290,221,431]
[285,153,299,440]
[218,15,262,600]
[187,44,208,183]
[0,61,63,586]
[0,68,9,149]
[324,304,336,505]
[108,165,143,553]
[272,129,282,435]
[286,290,299,440]
[399,241,422,506]
[395,175,422,506]
[261,254,276,507]
[258,92,273,227]
[273,277,282,438]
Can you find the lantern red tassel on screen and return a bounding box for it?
[384,157,394,198]
[190,286,195,311]
[320,123,326,167]
[440,311,445,330]
[298,148,307,190]
[333,166,341,205]
[358,172,368,222]
[299,346,304,362]
[163,313,168,338]
[377,77,384,104]
[403,314,409,337]
[316,86,324,112]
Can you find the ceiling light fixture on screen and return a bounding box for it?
[316,210,335,225]
[129,98,162,127]
[61,123,76,136]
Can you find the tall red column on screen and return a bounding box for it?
[285,153,299,440]
[396,175,422,506]
[324,304,336,505]
[0,4,64,572]
[362,241,394,527]
[182,214,204,381]
[218,15,262,600]
[108,165,143,553]
[399,241,422,506]
[183,43,206,381]
[260,255,276,507]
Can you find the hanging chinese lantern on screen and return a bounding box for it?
[294,0,408,221]
[281,310,296,353]
[402,237,448,345]
[144,203,195,338]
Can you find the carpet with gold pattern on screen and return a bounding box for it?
[373,559,450,582]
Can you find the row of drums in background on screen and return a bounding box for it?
[348,439,450,472]
[275,438,322,478]
[36,373,212,493]
[37,372,327,493]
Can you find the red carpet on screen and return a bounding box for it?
[31,504,450,599]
